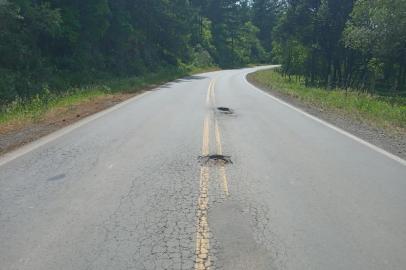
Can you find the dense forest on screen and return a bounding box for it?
[1,0,405,105]
[273,0,406,93]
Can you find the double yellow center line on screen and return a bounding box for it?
[195,115,211,270]
[195,79,229,270]
[215,119,229,197]
[206,80,216,106]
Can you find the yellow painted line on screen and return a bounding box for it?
[214,119,229,197]
[202,115,210,155]
[195,166,210,270]
[218,166,229,197]
[214,119,222,154]
[195,115,211,270]
[206,79,216,106]
[195,79,229,269]
[210,79,216,105]
[206,80,213,106]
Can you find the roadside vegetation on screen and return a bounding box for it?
[0,1,267,108]
[0,66,216,126]
[249,69,406,131]
[1,0,405,131]
[271,0,406,94]
[0,0,268,129]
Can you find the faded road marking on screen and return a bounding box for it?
[195,79,230,269]
[215,119,229,197]
[210,80,216,105]
[206,79,216,107]
[206,80,213,106]
[195,115,211,270]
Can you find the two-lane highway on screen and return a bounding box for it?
[1,67,406,270]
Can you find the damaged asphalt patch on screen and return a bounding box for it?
[198,154,233,166]
[217,107,234,114]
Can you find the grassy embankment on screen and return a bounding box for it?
[249,69,406,132]
[0,66,217,126]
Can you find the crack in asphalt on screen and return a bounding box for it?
[87,160,199,270]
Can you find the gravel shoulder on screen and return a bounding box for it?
[247,73,406,160]
[0,93,138,155]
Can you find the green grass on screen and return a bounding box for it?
[250,69,406,130]
[0,66,218,125]
[0,87,104,124]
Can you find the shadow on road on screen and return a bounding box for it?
[155,75,208,90]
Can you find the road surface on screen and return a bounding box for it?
[1,66,406,270]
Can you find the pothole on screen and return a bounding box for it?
[217,107,234,114]
[198,154,233,165]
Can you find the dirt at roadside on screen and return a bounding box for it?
[0,93,137,156]
[247,74,406,160]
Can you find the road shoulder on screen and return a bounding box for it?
[247,72,406,160]
[0,93,140,156]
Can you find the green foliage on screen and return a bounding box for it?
[234,21,268,64]
[272,0,356,88]
[0,67,192,124]
[0,0,63,102]
[190,45,215,68]
[1,0,269,106]
[2,0,405,107]
[252,0,281,59]
[2,0,405,130]
[272,39,310,75]
[344,0,406,91]
[271,0,406,93]
[198,0,267,67]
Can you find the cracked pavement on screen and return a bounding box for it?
[1,66,406,270]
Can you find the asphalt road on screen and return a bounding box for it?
[1,66,406,270]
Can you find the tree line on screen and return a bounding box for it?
[0,0,267,104]
[0,0,405,105]
[272,0,406,93]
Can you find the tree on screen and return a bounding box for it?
[344,0,406,91]
[272,0,355,87]
[252,0,279,53]
[0,0,61,102]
